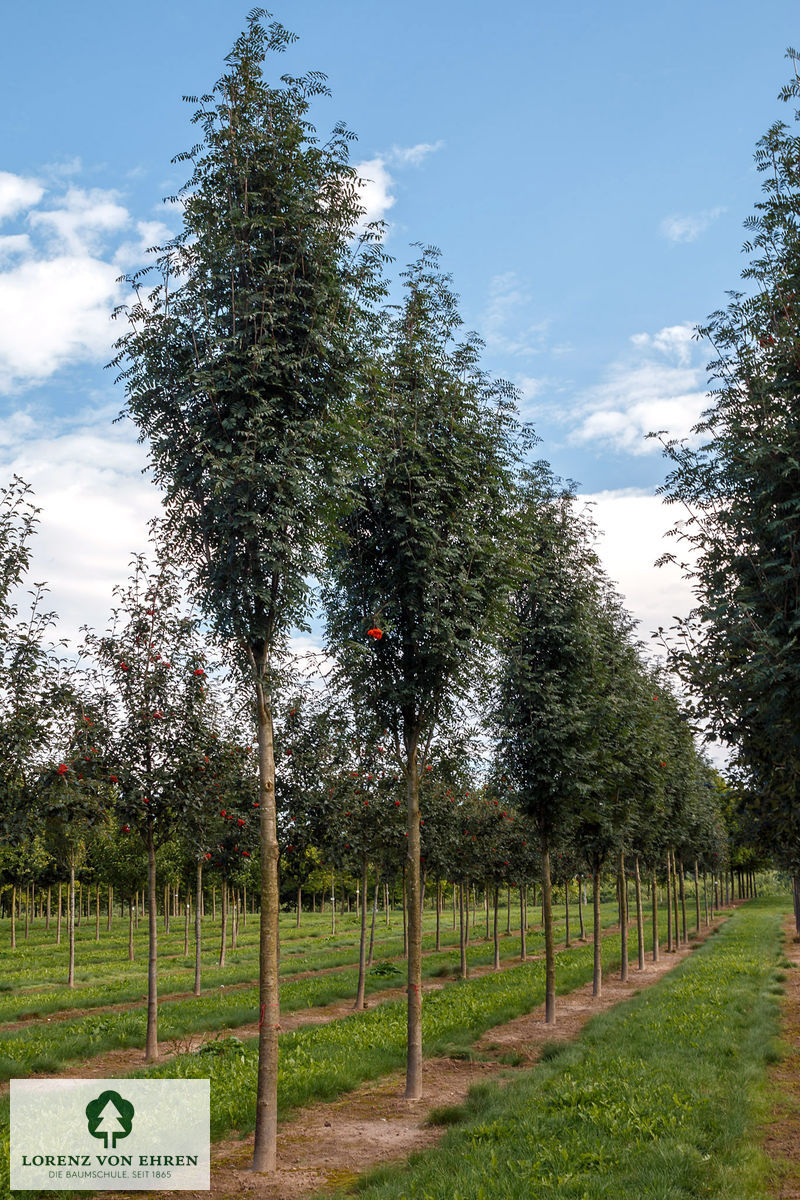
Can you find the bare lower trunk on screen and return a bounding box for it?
[592,867,602,997]
[542,845,555,1024]
[68,865,75,987]
[57,882,62,945]
[618,852,628,983]
[128,897,134,961]
[679,859,687,944]
[184,892,190,957]
[634,856,644,970]
[145,830,158,1061]
[46,885,51,933]
[493,885,500,969]
[564,879,571,947]
[354,857,369,1011]
[95,883,100,942]
[194,862,203,996]
[296,885,302,930]
[694,860,701,933]
[252,675,280,1174]
[368,871,380,966]
[10,885,15,950]
[459,882,468,979]
[666,852,674,952]
[519,883,527,961]
[219,880,227,968]
[671,850,680,948]
[405,756,423,1101]
[107,885,113,932]
[651,869,659,962]
[578,874,585,940]
[435,879,441,952]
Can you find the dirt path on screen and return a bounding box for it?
[764,911,800,1198]
[91,916,727,1200]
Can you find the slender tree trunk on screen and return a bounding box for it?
[164,884,169,934]
[703,870,709,925]
[46,885,51,933]
[506,883,511,935]
[296,885,302,929]
[542,845,555,1024]
[331,870,336,936]
[354,856,369,1011]
[651,869,659,962]
[666,852,674,952]
[212,886,216,922]
[405,757,423,1101]
[793,876,800,934]
[632,856,644,970]
[184,893,190,956]
[56,882,62,946]
[24,886,29,940]
[618,852,628,982]
[493,884,500,969]
[435,878,441,952]
[592,866,602,997]
[679,859,688,944]
[693,860,701,933]
[145,830,159,1061]
[459,882,468,979]
[10,885,15,950]
[107,885,113,932]
[95,883,100,942]
[385,880,390,928]
[564,878,571,948]
[368,870,380,967]
[232,892,238,951]
[194,863,203,996]
[68,861,76,989]
[577,874,585,940]
[128,897,134,961]
[671,851,680,947]
[252,676,280,1174]
[465,878,470,948]
[452,882,457,930]
[219,880,227,968]
[519,883,527,961]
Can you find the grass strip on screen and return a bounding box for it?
[329,897,787,1200]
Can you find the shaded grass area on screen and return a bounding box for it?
[324,897,787,1200]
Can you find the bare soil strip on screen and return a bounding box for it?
[765,912,800,1198]
[92,918,726,1200]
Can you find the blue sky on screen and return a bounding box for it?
[1,0,798,653]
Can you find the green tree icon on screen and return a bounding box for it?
[86,1090,135,1149]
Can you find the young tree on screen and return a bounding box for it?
[324,249,524,1098]
[112,12,381,1170]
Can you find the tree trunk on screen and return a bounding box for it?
[331,869,336,936]
[46,885,51,933]
[671,851,680,946]
[128,897,134,961]
[95,883,100,942]
[679,859,687,944]
[452,882,457,930]
[24,886,29,940]
[506,884,511,935]
[459,882,468,979]
[542,845,555,1025]
[68,860,76,988]
[354,856,369,1011]
[651,869,659,962]
[296,885,302,929]
[252,676,280,1174]
[184,892,190,956]
[145,829,159,1061]
[634,856,644,971]
[564,878,571,948]
[519,883,527,961]
[592,866,602,997]
[194,862,203,996]
[666,852,674,952]
[493,884,500,970]
[405,757,423,1101]
[57,882,62,946]
[10,884,15,950]
[219,880,227,968]
[577,874,585,940]
[694,860,701,933]
[368,869,380,967]
[107,885,113,932]
[435,878,441,952]
[618,852,628,982]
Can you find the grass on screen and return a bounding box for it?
[320,896,787,1200]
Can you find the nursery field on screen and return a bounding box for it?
[1,891,795,1199]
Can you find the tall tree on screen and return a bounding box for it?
[654,49,800,866]
[323,248,524,1098]
[112,12,381,1171]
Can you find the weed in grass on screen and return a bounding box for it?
[425,1105,468,1127]
[538,1040,568,1063]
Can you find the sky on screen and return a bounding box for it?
[1,0,798,678]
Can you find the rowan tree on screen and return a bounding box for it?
[324,248,524,1096]
[112,11,383,1168]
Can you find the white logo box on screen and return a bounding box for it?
[10,1078,210,1191]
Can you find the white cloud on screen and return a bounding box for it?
[0,255,122,390]
[659,206,725,243]
[388,141,444,166]
[567,322,708,455]
[0,172,44,222]
[29,186,129,255]
[1,408,158,644]
[0,234,32,261]
[354,157,396,228]
[482,272,549,357]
